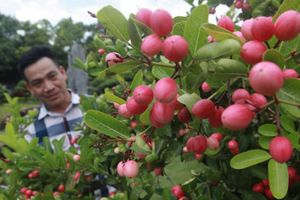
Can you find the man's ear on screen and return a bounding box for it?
[25,82,34,95]
[59,66,67,80]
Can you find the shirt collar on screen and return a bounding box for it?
[38,89,80,120]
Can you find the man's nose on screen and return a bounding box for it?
[44,80,55,91]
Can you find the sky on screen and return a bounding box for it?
[0,0,230,26]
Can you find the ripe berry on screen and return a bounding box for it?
[234,0,243,9]
[28,173,34,178]
[186,136,208,154]
[274,10,300,41]
[232,89,250,102]
[262,179,270,188]
[5,169,12,174]
[73,155,80,162]
[171,185,184,198]
[153,77,178,103]
[162,35,189,62]
[123,160,140,178]
[228,140,238,150]
[242,2,251,13]
[109,191,117,197]
[233,31,246,41]
[252,183,265,194]
[217,16,235,32]
[25,190,33,198]
[154,167,163,176]
[66,163,71,169]
[20,187,27,194]
[58,185,65,193]
[209,7,216,14]
[114,147,120,154]
[265,188,275,199]
[117,161,125,177]
[126,97,148,115]
[170,94,184,110]
[98,49,105,54]
[133,85,154,106]
[192,99,215,119]
[71,137,78,144]
[150,9,173,36]
[147,162,153,170]
[240,40,267,64]
[32,191,38,196]
[202,81,212,92]
[183,146,189,153]
[249,93,267,111]
[141,34,163,56]
[269,136,293,163]
[208,106,224,128]
[221,104,252,130]
[194,154,202,160]
[118,104,134,118]
[149,109,168,128]
[53,192,60,196]
[136,8,153,27]
[179,197,189,200]
[177,107,192,123]
[105,52,124,66]
[288,167,298,180]
[74,171,80,181]
[207,137,219,151]
[241,19,254,40]
[251,16,275,41]
[130,121,139,129]
[210,133,223,142]
[151,101,174,124]
[283,69,298,78]
[249,61,284,96]
[231,148,239,155]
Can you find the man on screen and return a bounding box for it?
[17,45,113,198]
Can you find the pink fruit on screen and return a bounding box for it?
[133,85,154,106]
[192,99,215,119]
[150,9,173,36]
[194,154,202,160]
[71,137,78,144]
[241,19,254,41]
[117,161,126,177]
[137,152,147,159]
[221,104,252,130]
[153,77,178,103]
[283,69,298,78]
[251,16,274,41]
[66,163,71,169]
[249,61,284,96]
[28,173,34,178]
[269,136,293,163]
[233,31,246,41]
[186,136,207,154]
[217,16,235,32]
[172,185,184,198]
[73,155,80,162]
[118,104,134,118]
[123,160,140,178]
[109,191,117,197]
[208,106,224,128]
[21,187,27,194]
[232,88,250,102]
[6,169,12,174]
[151,101,174,124]
[136,8,153,27]
[147,162,153,170]
[252,183,265,194]
[32,191,38,196]
[130,121,139,129]
[210,133,223,142]
[114,147,120,154]
[114,102,120,109]
[98,49,105,54]
[274,10,300,41]
[141,34,163,56]
[105,52,124,67]
[235,99,257,118]
[149,109,168,128]
[183,146,189,153]
[231,148,240,155]
[240,40,267,64]
[53,192,60,196]
[25,190,33,198]
[58,185,65,193]
[249,93,267,111]
[170,94,184,110]
[207,137,219,151]
[234,0,243,9]
[228,140,238,150]
[147,141,153,148]
[207,35,217,43]
[74,171,80,181]
[126,97,148,115]
[242,2,251,13]
[177,107,191,123]
[202,81,212,92]
[209,8,216,14]
[162,35,189,62]
[154,167,163,176]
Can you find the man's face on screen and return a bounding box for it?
[24,57,69,111]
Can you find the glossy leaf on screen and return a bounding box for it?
[186,71,206,93]
[135,132,151,153]
[277,78,300,103]
[281,131,299,150]
[128,17,142,52]
[97,6,129,43]
[139,106,152,126]
[29,149,45,162]
[259,136,273,150]
[152,65,175,79]
[145,152,159,163]
[9,170,18,186]
[162,187,171,200]
[201,23,245,45]
[268,159,288,199]
[43,137,52,153]
[0,136,16,152]
[280,115,295,132]
[84,110,130,139]
[250,165,268,180]
[212,59,247,81]
[282,104,300,118]
[80,138,89,164]
[98,60,144,78]
[172,21,186,37]
[194,39,241,63]
[258,124,278,136]
[130,69,143,95]
[177,93,201,115]
[103,93,126,105]
[131,18,154,36]
[129,181,142,200]
[5,122,16,143]
[230,149,271,169]
[17,161,39,171]
[263,49,285,69]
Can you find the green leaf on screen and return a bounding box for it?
[194,39,241,63]
[5,123,16,143]
[131,18,154,36]
[273,0,300,22]
[280,115,295,132]
[172,21,186,37]
[80,138,89,164]
[129,181,142,200]
[28,149,45,162]
[29,137,39,149]
[44,152,57,169]
[128,17,142,52]
[250,165,268,180]
[17,161,38,171]
[185,71,206,93]
[52,140,63,153]
[97,6,129,43]
[98,60,143,78]
[201,23,245,45]
[282,104,300,118]
[177,93,201,116]
[84,110,130,139]
[277,78,300,103]
[130,69,143,95]
[145,152,159,163]
[139,106,152,126]
[212,59,247,81]
[135,133,152,153]
[258,124,278,136]
[263,49,285,69]
[184,4,209,56]
[9,170,18,186]
[282,131,300,151]
[268,159,288,199]
[152,65,175,79]
[103,93,126,105]
[230,149,271,169]
[43,137,52,153]
[162,187,171,200]
[259,136,273,150]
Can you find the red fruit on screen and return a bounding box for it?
[186,136,208,154]
[170,94,184,110]
[269,136,293,163]
[242,2,251,13]
[109,191,117,197]
[123,160,140,178]
[234,99,257,118]
[208,106,224,128]
[152,101,174,124]
[71,137,78,144]
[25,190,33,198]
[33,170,39,177]
[202,81,212,92]
[233,31,246,41]
[262,179,270,189]
[154,167,163,176]
[114,102,120,109]
[179,197,189,200]
[133,85,154,106]
[32,191,38,196]
[294,176,300,182]
[117,161,126,177]
[126,97,148,115]
[58,185,65,192]
[28,173,34,178]
[210,133,223,142]
[74,171,81,181]
[118,104,134,118]
[241,19,254,40]
[53,192,60,196]
[234,0,243,9]
[150,9,173,36]
[149,109,168,128]
[228,140,238,150]
[251,16,274,42]
[252,183,265,194]
[194,154,202,160]
[274,10,300,41]
[183,146,189,153]
[221,104,252,130]
[232,89,250,102]
[249,61,284,96]
[192,99,215,119]
[141,34,163,56]
[177,107,191,123]
[105,52,124,67]
[73,155,80,162]
[66,163,71,169]
[288,167,298,180]
[265,188,274,199]
[147,162,153,170]
[136,8,153,27]
[231,148,239,155]
[240,40,267,64]
[172,185,184,198]
[209,7,216,14]
[147,141,153,149]
[98,49,105,54]
[162,35,189,62]
[153,77,178,103]
[137,152,147,159]
[20,187,27,194]
[131,121,139,129]
[283,69,298,78]
[207,137,219,151]
[249,93,267,111]
[217,16,235,32]
[207,35,217,42]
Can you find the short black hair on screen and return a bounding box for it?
[17,45,59,82]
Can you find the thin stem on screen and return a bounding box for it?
[207,77,240,100]
[285,51,300,62]
[274,95,281,135]
[214,80,231,107]
[264,41,271,49]
[278,99,300,107]
[151,62,176,68]
[273,40,281,49]
[259,99,275,110]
